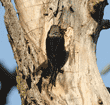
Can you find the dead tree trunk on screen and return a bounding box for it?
[1,0,110,104]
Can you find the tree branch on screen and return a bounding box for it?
[0,64,17,105]
[101,19,110,29]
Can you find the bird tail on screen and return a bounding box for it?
[49,66,58,86]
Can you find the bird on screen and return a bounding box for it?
[46,25,66,86]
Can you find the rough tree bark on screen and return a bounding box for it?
[1,0,110,104]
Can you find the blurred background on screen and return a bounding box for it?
[0,0,110,105]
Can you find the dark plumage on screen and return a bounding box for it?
[46,25,65,86]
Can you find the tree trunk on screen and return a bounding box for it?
[1,0,110,104]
